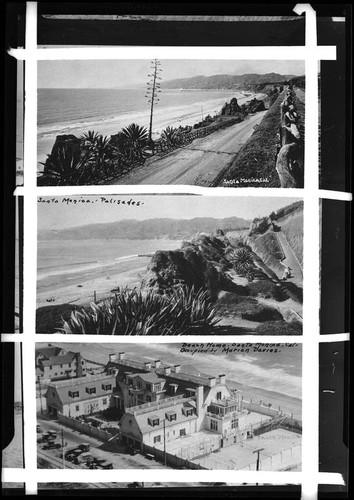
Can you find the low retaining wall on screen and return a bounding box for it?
[58,414,117,441]
[142,443,207,470]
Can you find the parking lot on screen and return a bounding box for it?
[37,417,169,470]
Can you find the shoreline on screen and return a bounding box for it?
[37,90,262,167]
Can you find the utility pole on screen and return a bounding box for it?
[146,59,163,144]
[61,429,65,469]
[37,375,43,414]
[253,447,265,471]
[163,419,167,466]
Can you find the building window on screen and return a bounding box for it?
[102,384,112,391]
[146,395,152,403]
[231,418,238,429]
[69,390,79,398]
[180,428,186,437]
[137,380,142,389]
[166,412,177,422]
[216,391,222,400]
[85,387,96,394]
[154,435,161,444]
[146,383,152,391]
[182,407,194,417]
[69,363,71,368]
[148,417,160,427]
[210,419,218,431]
[82,361,85,365]
[102,398,107,405]
[60,364,63,368]
[154,384,161,392]
[75,405,80,411]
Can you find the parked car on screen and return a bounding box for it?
[42,440,61,450]
[65,448,84,461]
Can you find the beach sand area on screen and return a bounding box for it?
[36,255,151,309]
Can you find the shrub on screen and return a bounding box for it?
[239,302,283,322]
[58,286,219,335]
[216,294,283,322]
[255,320,302,335]
[36,304,82,333]
[246,281,287,301]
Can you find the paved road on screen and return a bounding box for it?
[116,112,267,186]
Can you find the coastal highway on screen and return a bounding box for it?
[116,111,267,186]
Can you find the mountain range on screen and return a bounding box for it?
[38,217,251,241]
[162,73,300,90]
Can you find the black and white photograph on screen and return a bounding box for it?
[35,342,302,473]
[36,195,303,335]
[37,59,304,188]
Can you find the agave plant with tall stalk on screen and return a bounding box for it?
[58,285,219,335]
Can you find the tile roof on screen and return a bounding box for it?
[132,401,197,434]
[135,372,164,383]
[36,346,64,359]
[40,352,77,367]
[46,373,116,405]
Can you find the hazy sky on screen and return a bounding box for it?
[38,59,305,89]
[37,195,301,230]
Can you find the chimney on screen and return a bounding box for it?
[118,352,125,360]
[208,377,216,387]
[144,362,152,371]
[154,360,161,368]
[196,386,203,417]
[174,364,181,373]
[164,366,171,376]
[76,353,83,378]
[109,353,116,363]
[219,374,226,384]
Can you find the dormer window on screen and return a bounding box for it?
[68,390,79,398]
[146,383,152,391]
[102,383,112,391]
[147,417,160,427]
[182,407,194,417]
[85,387,96,394]
[216,391,222,400]
[165,412,177,422]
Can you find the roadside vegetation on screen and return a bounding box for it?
[221,91,286,187]
[55,286,219,335]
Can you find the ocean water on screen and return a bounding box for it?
[37,88,243,164]
[37,342,302,415]
[37,238,181,282]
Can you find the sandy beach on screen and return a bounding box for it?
[36,255,151,308]
[37,91,264,168]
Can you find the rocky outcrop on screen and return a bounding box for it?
[221,97,242,116]
[244,98,266,113]
[142,233,234,299]
[50,134,82,157]
[276,142,304,188]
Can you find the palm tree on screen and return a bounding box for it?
[121,123,148,160]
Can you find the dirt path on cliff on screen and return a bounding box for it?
[277,232,303,286]
[112,111,267,186]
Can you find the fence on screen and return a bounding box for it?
[239,443,302,471]
[142,443,207,470]
[58,414,118,442]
